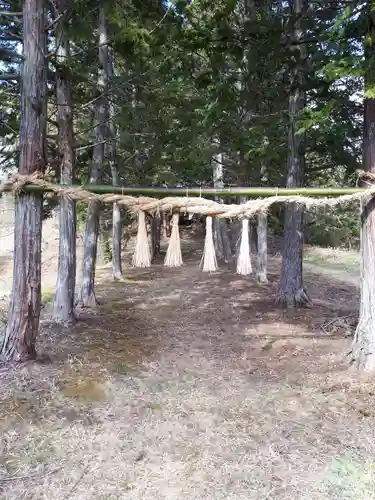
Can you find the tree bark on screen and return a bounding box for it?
[107,47,122,280]
[277,0,310,307]
[1,0,47,361]
[243,0,268,282]
[162,213,169,239]
[52,11,76,325]
[151,216,161,259]
[351,5,375,371]
[257,213,268,283]
[77,8,108,307]
[212,151,232,263]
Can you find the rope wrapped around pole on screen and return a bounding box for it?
[1,171,375,220]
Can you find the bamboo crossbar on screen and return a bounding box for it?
[1,171,375,219]
[0,181,369,197]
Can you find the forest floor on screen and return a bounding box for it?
[2,223,375,500]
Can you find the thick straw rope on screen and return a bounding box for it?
[1,171,375,220]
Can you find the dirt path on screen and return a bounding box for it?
[1,242,374,500]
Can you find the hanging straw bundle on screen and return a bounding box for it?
[132,210,151,267]
[236,218,252,275]
[200,216,218,272]
[164,212,183,267]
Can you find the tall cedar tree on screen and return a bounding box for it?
[351,2,375,371]
[1,0,47,361]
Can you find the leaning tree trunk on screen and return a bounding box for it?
[1,0,47,361]
[212,151,231,263]
[52,11,76,325]
[107,47,122,280]
[77,7,108,306]
[351,6,375,371]
[277,0,310,307]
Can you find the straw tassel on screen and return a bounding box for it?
[164,212,183,267]
[200,216,218,272]
[132,210,151,267]
[236,218,252,275]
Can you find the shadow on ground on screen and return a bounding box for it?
[0,239,372,500]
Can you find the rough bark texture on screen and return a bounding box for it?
[277,0,310,307]
[151,216,161,259]
[250,223,257,255]
[212,152,232,263]
[351,7,375,371]
[257,213,268,283]
[106,47,122,280]
[1,0,47,361]
[77,8,108,306]
[52,15,76,325]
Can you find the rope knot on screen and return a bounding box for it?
[11,172,43,195]
[356,169,375,188]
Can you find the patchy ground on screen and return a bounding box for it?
[1,219,375,500]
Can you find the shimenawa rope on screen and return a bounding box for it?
[1,171,375,220]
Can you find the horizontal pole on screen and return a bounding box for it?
[0,182,368,197]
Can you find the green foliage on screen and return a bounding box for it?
[0,0,370,248]
[305,208,360,249]
[76,201,88,232]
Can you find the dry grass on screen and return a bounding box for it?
[0,222,374,499]
[304,246,359,274]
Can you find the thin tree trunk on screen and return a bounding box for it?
[52,12,76,325]
[257,213,268,283]
[243,0,268,281]
[77,8,108,307]
[277,0,310,307]
[212,151,231,263]
[151,216,161,259]
[162,213,169,239]
[351,6,375,371]
[250,223,257,255]
[107,48,122,280]
[1,0,47,361]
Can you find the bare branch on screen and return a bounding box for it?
[0,48,24,60]
[46,10,66,31]
[0,11,22,15]
[75,138,112,152]
[0,74,20,81]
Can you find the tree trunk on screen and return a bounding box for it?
[257,213,268,283]
[52,13,76,325]
[257,163,268,283]
[351,6,375,370]
[212,151,232,263]
[1,0,47,361]
[151,216,161,259]
[77,8,108,307]
[277,0,310,307]
[107,48,122,280]
[162,213,169,239]
[250,222,257,255]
